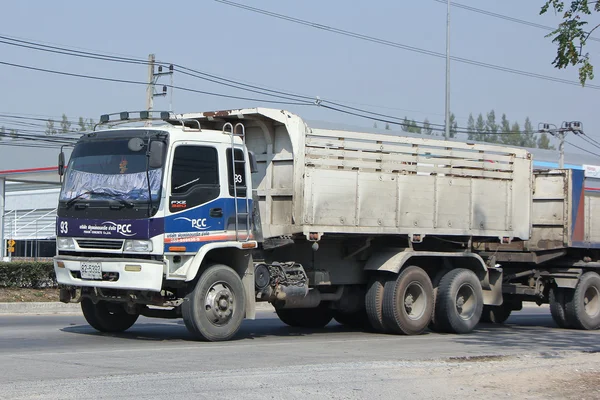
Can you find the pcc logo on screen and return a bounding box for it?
[102,221,136,237]
[174,216,211,231]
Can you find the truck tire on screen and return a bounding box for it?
[549,287,571,329]
[81,298,139,333]
[429,268,451,328]
[366,274,389,333]
[564,272,600,330]
[182,264,246,341]
[480,305,512,324]
[333,309,371,330]
[382,266,434,335]
[276,303,332,328]
[432,268,483,334]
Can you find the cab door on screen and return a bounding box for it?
[164,144,224,251]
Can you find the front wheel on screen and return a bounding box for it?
[81,298,139,333]
[182,264,246,341]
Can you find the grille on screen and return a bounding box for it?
[76,239,124,250]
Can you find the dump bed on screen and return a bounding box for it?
[178,108,533,241]
[301,127,532,240]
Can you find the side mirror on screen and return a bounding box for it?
[248,151,258,174]
[58,151,65,176]
[148,141,165,168]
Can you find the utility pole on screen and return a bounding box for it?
[145,54,173,125]
[538,121,583,169]
[145,54,155,127]
[444,0,451,141]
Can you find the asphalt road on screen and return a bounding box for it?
[1,306,599,399]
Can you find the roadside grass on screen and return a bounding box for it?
[0,288,59,302]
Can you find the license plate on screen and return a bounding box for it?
[80,262,102,280]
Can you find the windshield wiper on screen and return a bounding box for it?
[65,190,134,208]
[65,190,103,208]
[108,197,135,208]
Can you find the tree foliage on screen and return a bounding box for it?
[60,114,71,134]
[45,119,57,135]
[541,0,600,85]
[467,113,476,141]
[449,113,457,138]
[423,118,433,135]
[400,110,551,150]
[46,115,94,135]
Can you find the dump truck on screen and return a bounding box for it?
[54,108,600,341]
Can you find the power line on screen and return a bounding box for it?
[580,134,600,151]
[0,140,70,149]
[0,35,551,136]
[0,34,542,133]
[0,130,78,142]
[0,34,487,120]
[0,60,312,106]
[0,38,151,67]
[565,138,600,158]
[1,58,535,136]
[432,0,600,43]
[214,0,600,89]
[3,58,548,137]
[0,34,317,105]
[174,68,313,104]
[0,113,90,124]
[0,110,92,121]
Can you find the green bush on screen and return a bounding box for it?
[0,262,56,288]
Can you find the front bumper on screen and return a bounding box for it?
[54,255,165,292]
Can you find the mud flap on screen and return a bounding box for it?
[243,259,256,320]
[59,286,82,304]
[482,267,503,306]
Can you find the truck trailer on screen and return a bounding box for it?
[54,108,600,341]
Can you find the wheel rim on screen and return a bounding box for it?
[204,282,235,326]
[403,281,427,320]
[456,283,476,320]
[583,285,600,318]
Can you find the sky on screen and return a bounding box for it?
[0,0,598,158]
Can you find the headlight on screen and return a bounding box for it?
[57,237,75,250]
[124,239,153,252]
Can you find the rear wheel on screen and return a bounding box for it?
[365,274,389,332]
[182,264,246,341]
[549,287,571,328]
[382,266,434,335]
[81,298,139,333]
[432,268,483,334]
[276,304,333,328]
[565,272,600,330]
[481,304,512,324]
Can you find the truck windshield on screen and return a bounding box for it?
[59,138,162,203]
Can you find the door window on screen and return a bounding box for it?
[226,148,247,197]
[169,145,219,212]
